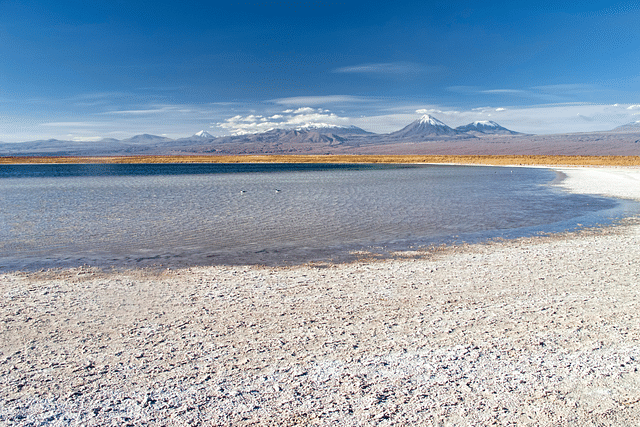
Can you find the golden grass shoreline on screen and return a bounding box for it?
[1,154,640,166]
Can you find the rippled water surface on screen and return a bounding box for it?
[0,163,635,270]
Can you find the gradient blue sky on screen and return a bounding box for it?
[1,0,640,141]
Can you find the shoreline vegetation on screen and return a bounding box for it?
[1,154,640,166]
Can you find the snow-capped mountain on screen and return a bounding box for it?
[388,114,458,138]
[455,121,520,135]
[193,130,215,138]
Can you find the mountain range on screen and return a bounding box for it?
[1,115,639,156]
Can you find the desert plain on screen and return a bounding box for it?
[1,160,640,426]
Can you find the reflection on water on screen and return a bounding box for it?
[0,164,634,271]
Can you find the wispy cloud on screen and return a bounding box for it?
[67,91,135,107]
[68,91,132,101]
[480,89,529,94]
[455,84,605,103]
[446,85,480,93]
[137,86,188,92]
[449,85,550,100]
[100,104,197,115]
[106,108,173,115]
[208,101,243,106]
[40,121,103,127]
[270,95,370,106]
[333,62,428,75]
[532,84,596,92]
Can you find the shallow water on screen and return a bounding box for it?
[0,163,636,271]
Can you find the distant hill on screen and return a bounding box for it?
[295,124,374,135]
[0,138,131,156]
[122,134,173,144]
[455,120,521,135]
[611,121,640,133]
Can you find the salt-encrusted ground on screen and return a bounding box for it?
[1,167,639,426]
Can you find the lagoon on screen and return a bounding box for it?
[0,163,635,271]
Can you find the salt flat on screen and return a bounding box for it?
[1,166,640,426]
[555,166,640,200]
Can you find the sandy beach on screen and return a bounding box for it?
[1,166,640,426]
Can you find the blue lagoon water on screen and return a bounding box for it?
[0,163,637,271]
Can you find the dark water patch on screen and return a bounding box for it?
[0,162,410,179]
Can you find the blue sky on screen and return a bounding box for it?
[1,0,640,142]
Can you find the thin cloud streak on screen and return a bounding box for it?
[104,109,177,115]
[99,104,214,116]
[532,84,597,92]
[332,62,428,75]
[40,122,103,127]
[481,89,529,94]
[67,92,133,101]
[453,83,611,104]
[270,95,371,106]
